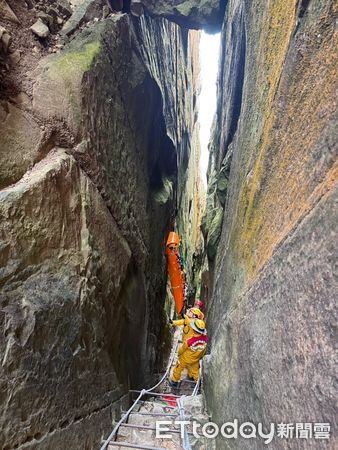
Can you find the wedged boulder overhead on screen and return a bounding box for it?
[131,0,226,30]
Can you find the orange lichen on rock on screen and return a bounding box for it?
[236,1,337,282]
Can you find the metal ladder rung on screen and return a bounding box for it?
[130,390,180,398]
[107,442,165,450]
[119,422,193,435]
[121,411,178,417]
[137,400,177,410]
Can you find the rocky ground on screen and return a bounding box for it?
[0,0,71,99]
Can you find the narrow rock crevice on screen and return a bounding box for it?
[222,15,246,155]
[0,0,336,449]
[298,0,311,18]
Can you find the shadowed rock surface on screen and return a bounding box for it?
[0,149,129,448]
[131,0,226,30]
[0,1,201,448]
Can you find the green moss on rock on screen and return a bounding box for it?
[53,40,101,76]
[152,177,174,205]
[31,25,104,134]
[207,208,223,260]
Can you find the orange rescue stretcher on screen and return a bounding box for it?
[166,231,185,315]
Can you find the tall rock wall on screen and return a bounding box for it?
[0,1,200,448]
[203,0,337,448]
[133,14,204,303]
[175,31,205,303]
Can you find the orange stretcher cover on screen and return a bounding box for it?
[166,232,185,315]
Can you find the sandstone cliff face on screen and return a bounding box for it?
[1,149,129,448]
[175,31,205,303]
[1,0,336,448]
[203,0,337,448]
[0,1,200,448]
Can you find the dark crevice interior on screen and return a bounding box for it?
[298,0,311,18]
[122,0,131,13]
[223,13,246,157]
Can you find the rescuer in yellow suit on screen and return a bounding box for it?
[169,307,204,343]
[169,319,208,387]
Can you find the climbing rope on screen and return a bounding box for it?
[100,389,147,450]
[177,397,192,450]
[100,340,180,450]
[100,329,201,449]
[192,360,202,397]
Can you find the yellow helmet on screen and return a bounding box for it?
[188,307,204,320]
[190,319,207,335]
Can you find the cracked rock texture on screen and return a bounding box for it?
[203,0,337,449]
[0,1,200,448]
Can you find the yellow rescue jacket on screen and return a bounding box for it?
[172,314,194,342]
[178,332,208,364]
